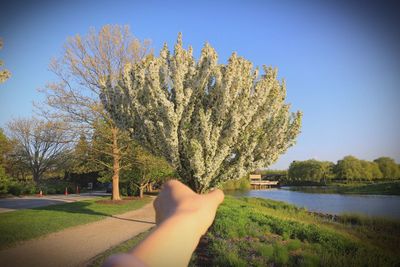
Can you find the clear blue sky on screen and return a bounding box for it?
[0,0,399,169]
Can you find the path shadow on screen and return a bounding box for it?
[110,215,155,225]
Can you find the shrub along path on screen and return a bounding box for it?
[0,200,155,267]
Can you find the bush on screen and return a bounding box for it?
[273,244,289,266]
[44,187,56,195]
[287,239,302,251]
[222,177,251,191]
[22,182,37,195]
[256,243,273,258]
[38,178,72,195]
[299,252,319,267]
[238,178,251,190]
[8,183,23,196]
[0,166,9,194]
[120,187,128,197]
[128,183,139,196]
[3,180,38,196]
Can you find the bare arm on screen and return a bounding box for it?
[103,180,224,267]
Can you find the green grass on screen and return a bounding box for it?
[88,196,400,266]
[191,196,400,266]
[87,229,153,267]
[0,197,151,249]
[288,181,400,195]
[222,177,251,191]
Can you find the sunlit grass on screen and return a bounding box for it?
[191,196,400,266]
[0,197,151,249]
[86,196,400,266]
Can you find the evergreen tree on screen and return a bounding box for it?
[71,133,94,174]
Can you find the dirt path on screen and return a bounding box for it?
[0,201,156,267]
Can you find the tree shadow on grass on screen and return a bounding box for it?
[33,201,107,217]
[0,198,67,211]
[33,201,156,225]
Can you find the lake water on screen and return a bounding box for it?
[229,188,400,220]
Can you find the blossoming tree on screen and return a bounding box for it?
[0,39,11,83]
[101,34,302,193]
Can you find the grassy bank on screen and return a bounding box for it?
[288,181,400,195]
[221,177,251,191]
[190,196,400,266]
[0,197,151,249]
[88,196,400,266]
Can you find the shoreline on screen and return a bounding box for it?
[283,181,400,196]
[190,196,400,266]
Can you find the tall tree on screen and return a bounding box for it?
[374,157,400,179]
[124,145,174,198]
[359,160,382,180]
[0,39,11,83]
[101,34,302,193]
[288,159,334,183]
[0,128,12,167]
[38,25,151,200]
[70,133,97,174]
[7,118,70,183]
[0,128,12,193]
[0,165,9,194]
[334,155,363,181]
[1,128,32,181]
[90,119,137,187]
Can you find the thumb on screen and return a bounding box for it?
[206,188,225,206]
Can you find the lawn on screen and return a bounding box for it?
[0,197,151,249]
[88,196,400,266]
[193,196,400,266]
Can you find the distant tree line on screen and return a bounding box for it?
[287,156,400,184]
[0,121,174,197]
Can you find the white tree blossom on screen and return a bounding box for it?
[0,39,11,83]
[101,34,302,193]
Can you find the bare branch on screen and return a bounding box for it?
[7,118,72,182]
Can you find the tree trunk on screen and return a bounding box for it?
[147,182,153,192]
[111,127,121,200]
[32,168,40,184]
[139,186,144,198]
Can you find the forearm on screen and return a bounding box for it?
[102,181,223,267]
[130,211,203,267]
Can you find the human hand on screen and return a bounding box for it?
[104,180,224,267]
[153,180,224,235]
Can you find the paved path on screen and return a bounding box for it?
[0,192,110,213]
[0,201,156,267]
